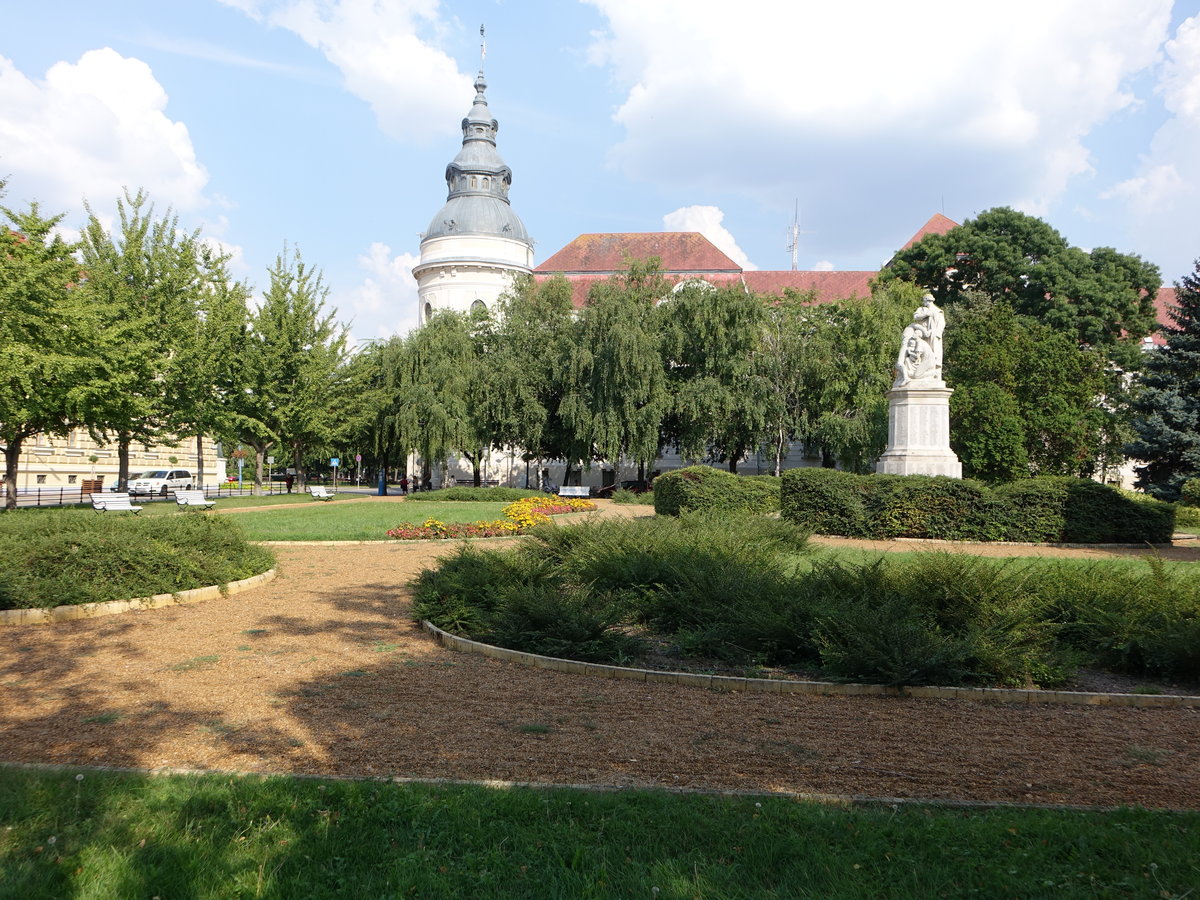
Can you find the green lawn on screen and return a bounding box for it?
[1,767,1196,899]
[227,499,516,541]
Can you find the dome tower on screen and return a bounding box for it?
[413,62,534,324]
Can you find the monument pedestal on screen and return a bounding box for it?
[875,383,962,478]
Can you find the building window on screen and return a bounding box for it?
[424,301,433,322]
[471,299,487,314]
[482,177,489,190]
[68,474,77,484]
[470,176,478,189]
[36,474,46,484]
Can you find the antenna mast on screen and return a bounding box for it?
[480,24,486,68]
[785,200,810,271]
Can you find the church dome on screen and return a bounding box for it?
[421,70,532,246]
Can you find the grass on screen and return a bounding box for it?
[136,491,362,515]
[0,768,1196,899]
[228,499,516,541]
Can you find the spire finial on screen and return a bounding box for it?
[480,24,486,70]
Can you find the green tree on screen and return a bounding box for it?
[659,282,774,472]
[561,259,668,483]
[79,190,206,489]
[489,275,586,483]
[0,199,91,509]
[788,285,915,472]
[229,246,347,492]
[944,295,1114,481]
[883,207,1160,363]
[1127,259,1200,500]
[405,309,488,485]
[169,245,252,487]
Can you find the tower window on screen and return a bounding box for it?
[471,299,488,314]
[424,302,433,322]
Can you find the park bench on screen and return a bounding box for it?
[174,489,215,510]
[309,485,334,501]
[558,485,590,498]
[91,492,143,514]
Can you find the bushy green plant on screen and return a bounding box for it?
[652,466,780,516]
[781,469,1175,543]
[1181,478,1200,508]
[0,509,273,609]
[417,486,544,502]
[485,583,643,663]
[609,487,650,505]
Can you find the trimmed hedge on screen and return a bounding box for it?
[781,468,1176,544]
[652,466,780,516]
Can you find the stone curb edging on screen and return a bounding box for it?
[3,760,1176,813]
[422,621,1200,709]
[0,569,277,627]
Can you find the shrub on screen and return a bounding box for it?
[416,487,543,502]
[0,509,274,609]
[653,466,780,517]
[610,488,650,505]
[781,469,1175,543]
[1181,479,1200,508]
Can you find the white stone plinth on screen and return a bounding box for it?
[875,384,962,478]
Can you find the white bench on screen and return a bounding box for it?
[175,489,215,510]
[558,485,590,498]
[92,492,143,514]
[309,485,334,501]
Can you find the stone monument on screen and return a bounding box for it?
[875,294,962,478]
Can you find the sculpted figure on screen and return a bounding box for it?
[894,294,945,386]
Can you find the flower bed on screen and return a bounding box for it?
[386,495,596,540]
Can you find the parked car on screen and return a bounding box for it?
[128,469,193,496]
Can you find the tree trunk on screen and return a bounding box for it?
[728,453,739,474]
[472,450,482,487]
[118,433,131,491]
[195,434,206,488]
[773,427,785,477]
[821,448,836,469]
[3,436,23,511]
[563,460,574,489]
[292,445,304,489]
[254,446,266,495]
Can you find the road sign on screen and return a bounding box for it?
[267,456,275,465]
[355,454,362,463]
[330,457,340,467]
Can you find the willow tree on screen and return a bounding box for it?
[488,275,586,481]
[562,259,668,483]
[659,281,775,472]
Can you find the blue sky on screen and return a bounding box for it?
[3,0,1199,344]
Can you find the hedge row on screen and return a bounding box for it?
[652,466,781,516]
[780,469,1176,544]
[1182,478,1200,508]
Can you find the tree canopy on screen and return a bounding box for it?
[1127,259,1200,501]
[882,207,1160,364]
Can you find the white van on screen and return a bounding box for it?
[128,469,193,496]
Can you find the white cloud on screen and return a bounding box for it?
[1100,12,1200,281]
[812,260,834,272]
[335,242,421,344]
[585,1,1172,250]
[219,0,471,144]
[662,205,756,270]
[0,49,210,215]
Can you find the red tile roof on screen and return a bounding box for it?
[1147,287,1178,348]
[742,270,876,304]
[536,232,743,274]
[534,271,746,309]
[900,213,959,251]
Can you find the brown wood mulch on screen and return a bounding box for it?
[1,501,1198,809]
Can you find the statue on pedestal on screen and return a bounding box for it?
[877,293,961,477]
[894,294,945,387]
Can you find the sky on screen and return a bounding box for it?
[3,0,1199,345]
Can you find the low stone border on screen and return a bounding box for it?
[0,569,277,627]
[422,621,1200,709]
